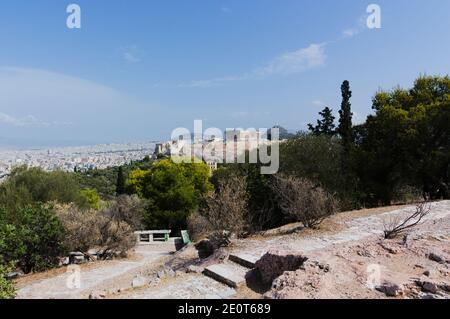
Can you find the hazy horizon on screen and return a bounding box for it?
[1,0,449,148]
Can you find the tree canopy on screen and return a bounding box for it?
[126,159,213,230]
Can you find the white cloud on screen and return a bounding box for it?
[119,45,142,63]
[180,43,326,88]
[0,113,49,127]
[312,100,326,107]
[255,43,326,76]
[341,14,369,39]
[342,28,360,38]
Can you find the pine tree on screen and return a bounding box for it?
[308,107,336,136]
[116,166,126,195]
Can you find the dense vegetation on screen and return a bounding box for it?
[126,159,213,231]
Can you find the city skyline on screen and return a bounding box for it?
[1,1,450,147]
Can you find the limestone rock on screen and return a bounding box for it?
[376,281,404,297]
[131,275,147,288]
[255,250,308,285]
[89,290,107,299]
[186,265,203,274]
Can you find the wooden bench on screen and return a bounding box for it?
[134,230,171,245]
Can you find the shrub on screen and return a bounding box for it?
[97,217,135,258]
[0,263,15,299]
[201,176,248,236]
[271,176,338,228]
[54,204,100,252]
[55,202,136,258]
[383,202,431,239]
[103,195,146,231]
[77,188,101,210]
[187,212,213,241]
[0,205,66,273]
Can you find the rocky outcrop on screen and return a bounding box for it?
[264,260,331,299]
[255,250,308,285]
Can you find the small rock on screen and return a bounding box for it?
[6,272,21,280]
[69,252,86,265]
[422,281,438,294]
[165,268,176,278]
[186,265,203,274]
[423,270,432,277]
[428,252,444,264]
[59,257,70,266]
[438,283,450,292]
[376,282,404,297]
[131,275,147,288]
[379,242,399,254]
[149,277,161,287]
[157,267,176,279]
[89,290,107,299]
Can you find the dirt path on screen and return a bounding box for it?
[233,201,450,257]
[15,245,173,299]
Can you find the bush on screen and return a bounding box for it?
[383,202,431,239]
[103,195,146,231]
[77,188,101,210]
[0,205,66,273]
[271,176,338,228]
[187,212,213,241]
[0,263,15,299]
[97,217,135,258]
[201,176,248,236]
[55,202,136,258]
[54,204,100,253]
[0,167,82,210]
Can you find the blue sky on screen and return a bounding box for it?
[0,0,449,147]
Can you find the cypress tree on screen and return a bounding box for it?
[338,80,354,147]
[116,166,126,195]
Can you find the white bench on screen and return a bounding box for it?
[134,230,171,245]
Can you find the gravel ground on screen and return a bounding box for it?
[16,246,173,299]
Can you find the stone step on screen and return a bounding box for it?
[229,253,259,269]
[203,263,248,288]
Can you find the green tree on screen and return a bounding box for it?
[308,107,336,136]
[116,166,126,195]
[337,80,356,199]
[0,167,83,212]
[356,75,450,204]
[77,188,101,210]
[338,80,354,145]
[126,159,213,230]
[0,205,66,273]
